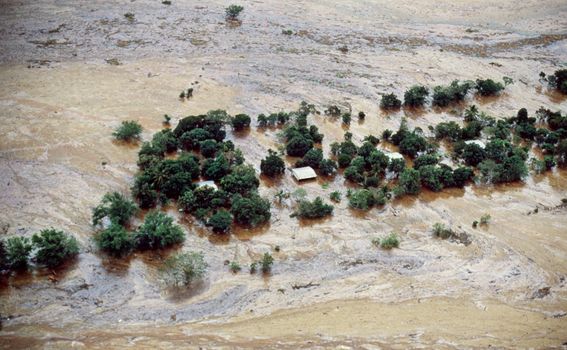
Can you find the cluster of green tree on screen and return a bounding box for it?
[92,193,185,256]
[127,110,271,234]
[380,77,510,110]
[540,69,567,95]
[0,229,79,273]
[257,111,291,128]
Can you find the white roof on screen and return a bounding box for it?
[464,140,485,147]
[291,167,317,181]
[195,180,218,190]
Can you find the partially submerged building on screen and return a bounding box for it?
[291,166,317,181]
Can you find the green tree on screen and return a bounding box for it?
[220,164,259,196]
[292,197,334,219]
[403,85,429,107]
[208,210,233,233]
[32,229,79,268]
[225,4,244,20]
[286,135,313,157]
[135,211,185,250]
[261,149,285,177]
[397,168,421,195]
[5,236,32,270]
[232,113,251,131]
[231,194,271,227]
[92,192,137,226]
[380,93,402,110]
[113,121,142,141]
[319,159,338,176]
[94,222,134,256]
[161,252,207,287]
[475,78,504,96]
[260,252,274,273]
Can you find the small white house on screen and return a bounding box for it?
[291,166,317,181]
[195,180,218,190]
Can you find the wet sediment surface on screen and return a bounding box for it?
[0,0,567,348]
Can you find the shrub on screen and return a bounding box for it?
[161,252,207,287]
[32,229,79,268]
[432,223,453,239]
[342,113,352,125]
[94,222,134,256]
[452,167,474,187]
[232,114,251,131]
[5,236,32,270]
[231,194,271,227]
[220,164,259,196]
[225,4,244,20]
[380,93,402,110]
[397,168,421,195]
[135,211,185,250]
[475,78,504,96]
[319,159,338,176]
[292,197,334,219]
[229,261,241,273]
[344,164,364,184]
[382,129,393,140]
[413,154,438,170]
[403,86,429,107]
[132,174,159,209]
[92,192,137,227]
[434,121,462,141]
[330,191,342,202]
[260,252,274,273]
[379,233,400,249]
[260,149,285,177]
[208,210,233,233]
[480,214,491,225]
[113,121,142,141]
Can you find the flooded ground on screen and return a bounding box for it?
[0,0,567,348]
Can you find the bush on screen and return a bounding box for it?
[94,222,134,256]
[32,229,79,268]
[208,210,233,233]
[432,223,453,239]
[403,86,429,107]
[292,197,333,219]
[92,192,137,226]
[132,174,158,209]
[379,233,400,249]
[380,93,402,110]
[452,167,474,187]
[260,149,285,177]
[5,236,32,270]
[135,211,185,250]
[419,165,443,192]
[319,159,338,176]
[434,121,462,141]
[231,194,271,227]
[413,154,438,170]
[161,252,207,287]
[397,168,421,195]
[152,129,178,153]
[342,113,352,125]
[225,4,244,20]
[475,78,504,96]
[382,129,393,140]
[330,191,342,202]
[480,214,491,225]
[260,252,274,273]
[232,114,251,131]
[113,121,142,141]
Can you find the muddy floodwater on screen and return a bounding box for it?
[1,0,567,348]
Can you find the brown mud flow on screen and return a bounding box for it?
[1,0,567,349]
